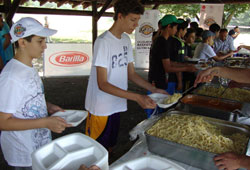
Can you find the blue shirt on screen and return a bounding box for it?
[193,43,216,61]
[0,22,13,63]
[213,36,235,53]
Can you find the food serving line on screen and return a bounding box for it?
[110,56,250,170]
[30,56,250,170]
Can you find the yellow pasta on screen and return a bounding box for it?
[147,115,248,154]
[163,93,182,104]
[197,86,250,102]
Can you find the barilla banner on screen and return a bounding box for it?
[199,4,224,29]
[135,10,160,69]
[44,43,92,77]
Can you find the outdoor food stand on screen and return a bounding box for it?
[111,56,250,170]
[32,56,250,170]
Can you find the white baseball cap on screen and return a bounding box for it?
[10,17,57,43]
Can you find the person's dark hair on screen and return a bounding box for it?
[161,22,178,30]
[190,22,198,29]
[220,28,228,33]
[234,26,238,29]
[177,19,188,31]
[184,28,196,39]
[196,27,203,37]
[113,0,144,21]
[209,23,220,33]
[14,35,35,48]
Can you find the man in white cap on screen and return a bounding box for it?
[0,17,71,169]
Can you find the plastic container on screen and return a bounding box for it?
[110,155,185,170]
[148,93,180,108]
[32,133,108,170]
[52,110,88,127]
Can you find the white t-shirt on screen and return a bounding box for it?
[85,31,134,116]
[193,43,216,61]
[0,59,51,167]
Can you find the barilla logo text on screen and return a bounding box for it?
[49,51,89,67]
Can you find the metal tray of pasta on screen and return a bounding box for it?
[175,94,242,121]
[191,83,250,103]
[145,110,250,170]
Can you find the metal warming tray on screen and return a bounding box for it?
[145,110,250,170]
[192,83,250,103]
[176,94,242,121]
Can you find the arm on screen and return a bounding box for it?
[46,102,64,114]
[194,67,250,86]
[0,55,3,70]
[176,72,183,91]
[213,51,233,61]
[96,66,156,109]
[0,111,71,133]
[162,58,197,73]
[3,33,11,50]
[214,152,250,170]
[238,45,250,51]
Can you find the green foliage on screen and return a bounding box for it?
[158,4,250,27]
[158,4,200,19]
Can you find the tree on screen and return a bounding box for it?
[158,4,250,27]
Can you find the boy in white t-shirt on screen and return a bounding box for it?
[85,0,167,151]
[0,17,72,169]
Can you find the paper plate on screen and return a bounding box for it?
[110,155,185,170]
[52,110,88,127]
[148,93,179,109]
[186,57,200,62]
[32,133,109,170]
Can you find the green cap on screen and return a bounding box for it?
[160,14,183,27]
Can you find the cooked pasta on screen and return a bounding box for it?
[147,115,248,154]
[197,86,250,102]
[163,93,182,104]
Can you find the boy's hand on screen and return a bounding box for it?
[136,94,156,109]
[214,152,243,170]
[177,83,183,92]
[45,116,72,133]
[151,88,169,95]
[189,64,198,72]
[194,67,218,87]
[47,102,64,114]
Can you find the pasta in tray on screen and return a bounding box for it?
[197,86,250,102]
[147,115,248,154]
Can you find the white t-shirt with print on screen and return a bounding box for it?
[193,43,216,61]
[85,31,134,116]
[0,59,51,167]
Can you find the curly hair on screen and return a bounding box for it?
[113,0,144,21]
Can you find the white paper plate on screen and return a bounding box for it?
[52,110,88,127]
[111,155,185,170]
[186,57,200,62]
[148,93,179,109]
[32,133,109,170]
